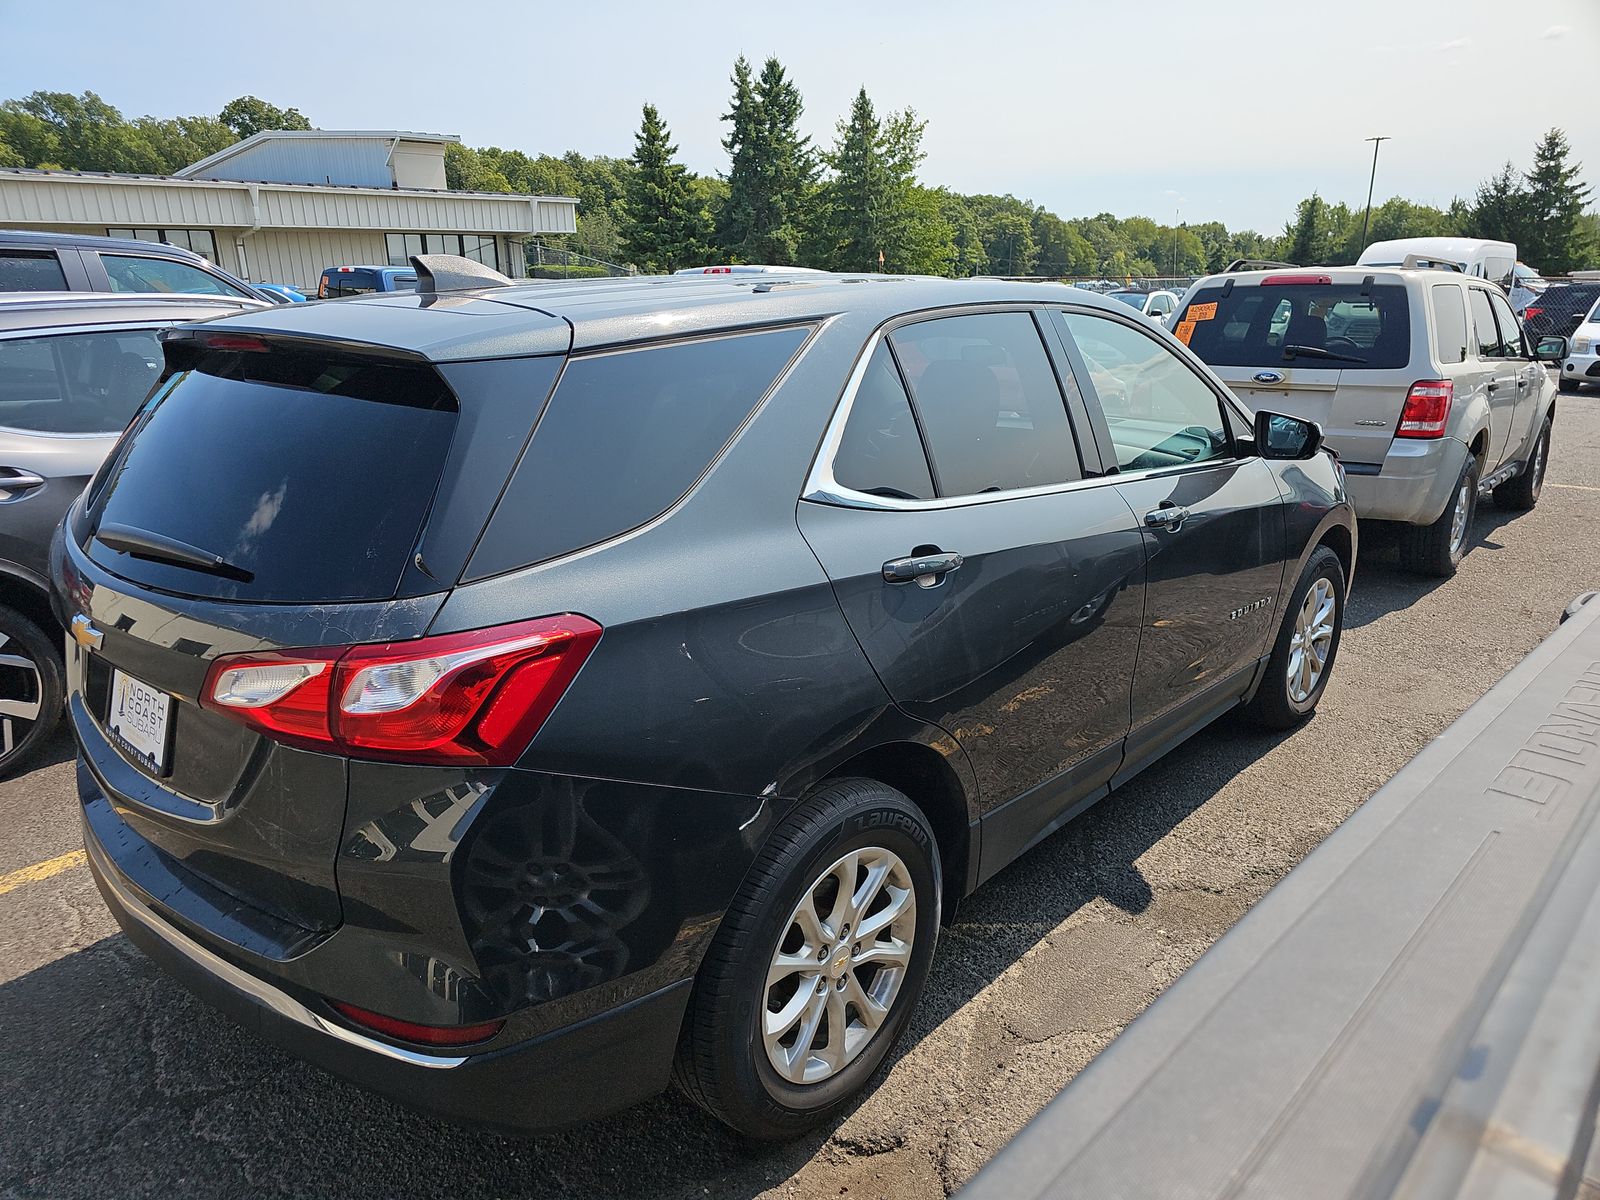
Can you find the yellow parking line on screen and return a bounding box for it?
[0,849,87,896]
[1550,483,1600,492]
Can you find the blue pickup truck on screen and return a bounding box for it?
[316,265,418,298]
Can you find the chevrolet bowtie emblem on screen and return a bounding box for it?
[69,614,103,651]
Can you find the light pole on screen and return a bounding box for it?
[1359,136,1391,252]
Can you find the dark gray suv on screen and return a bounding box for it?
[56,260,1356,1140]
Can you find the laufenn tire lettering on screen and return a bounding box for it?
[852,810,930,848]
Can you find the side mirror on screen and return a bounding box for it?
[1254,410,1324,460]
[1534,335,1569,362]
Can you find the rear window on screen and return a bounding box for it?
[0,250,68,292]
[0,329,162,433]
[466,326,809,579]
[1179,282,1411,370]
[85,346,457,602]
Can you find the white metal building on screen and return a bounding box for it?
[0,130,577,292]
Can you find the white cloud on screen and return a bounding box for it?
[1541,24,1570,39]
[1440,37,1470,51]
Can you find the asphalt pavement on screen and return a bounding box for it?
[3,388,1598,1200]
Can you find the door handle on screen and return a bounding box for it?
[1144,505,1191,531]
[0,468,45,499]
[1486,381,1500,393]
[883,552,963,587]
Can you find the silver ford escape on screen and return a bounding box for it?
[1173,266,1567,576]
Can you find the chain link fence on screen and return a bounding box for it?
[525,241,634,280]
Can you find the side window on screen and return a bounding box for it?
[467,325,810,578]
[1431,284,1468,364]
[102,254,239,297]
[0,329,164,433]
[1058,310,1231,472]
[888,311,1080,496]
[1468,288,1505,358]
[0,251,69,292]
[1489,292,1527,358]
[831,343,934,500]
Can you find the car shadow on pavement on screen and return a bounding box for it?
[0,712,1296,1200]
[1344,501,1526,631]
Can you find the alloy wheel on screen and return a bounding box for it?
[0,630,43,763]
[763,846,916,1085]
[1286,578,1336,705]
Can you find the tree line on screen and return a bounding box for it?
[3,81,1594,277]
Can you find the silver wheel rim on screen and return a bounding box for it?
[1449,480,1472,558]
[762,846,916,1085]
[0,630,43,760]
[1286,578,1336,705]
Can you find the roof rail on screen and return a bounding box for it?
[1223,258,1298,273]
[409,254,514,292]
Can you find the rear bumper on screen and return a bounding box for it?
[83,810,691,1134]
[1345,435,1468,525]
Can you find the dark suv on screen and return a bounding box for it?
[0,230,267,301]
[56,260,1356,1140]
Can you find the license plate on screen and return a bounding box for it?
[108,669,173,775]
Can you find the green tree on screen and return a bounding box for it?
[0,106,60,166]
[133,115,235,172]
[621,104,713,273]
[1520,128,1594,274]
[3,91,161,172]
[938,190,989,276]
[718,56,816,264]
[218,95,312,139]
[814,88,939,273]
[1470,162,1530,246]
[443,143,511,192]
[1283,194,1352,265]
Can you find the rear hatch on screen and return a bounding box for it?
[65,328,559,937]
[1175,276,1417,466]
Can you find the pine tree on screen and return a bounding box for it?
[1521,128,1594,274]
[718,57,815,265]
[814,88,940,273]
[621,104,712,274]
[1471,161,1530,246]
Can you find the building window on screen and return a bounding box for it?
[107,228,218,262]
[385,233,498,270]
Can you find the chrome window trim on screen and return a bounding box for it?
[802,303,1257,513]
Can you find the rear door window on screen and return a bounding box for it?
[1488,292,1527,357]
[1431,284,1468,364]
[830,343,934,500]
[0,250,69,292]
[467,325,810,578]
[0,329,163,433]
[1469,288,1506,358]
[1057,310,1231,471]
[1179,282,1411,369]
[86,346,460,602]
[889,311,1080,496]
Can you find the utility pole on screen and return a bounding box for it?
[1360,136,1391,252]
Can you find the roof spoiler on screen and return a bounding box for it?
[1223,258,1298,273]
[1401,253,1463,272]
[409,254,514,292]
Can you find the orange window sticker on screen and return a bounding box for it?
[1188,302,1218,321]
[1174,320,1197,344]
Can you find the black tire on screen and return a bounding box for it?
[1559,377,1579,394]
[673,777,941,1141]
[1494,412,1551,511]
[0,605,64,779]
[1400,455,1478,578]
[1245,545,1345,731]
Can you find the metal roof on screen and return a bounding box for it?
[0,291,266,334]
[192,273,1135,361]
[174,129,461,180]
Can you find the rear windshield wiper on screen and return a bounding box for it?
[94,523,255,583]
[1281,343,1368,364]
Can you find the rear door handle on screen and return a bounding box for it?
[0,468,45,499]
[883,552,963,587]
[1487,381,1500,392]
[1144,505,1191,531]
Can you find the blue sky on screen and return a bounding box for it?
[4,0,1596,232]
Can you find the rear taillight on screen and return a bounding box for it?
[200,615,601,765]
[1397,380,1454,438]
[1524,306,1543,321]
[330,1000,504,1047]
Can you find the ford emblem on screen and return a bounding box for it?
[1253,370,1284,384]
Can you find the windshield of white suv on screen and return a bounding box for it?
[1109,292,1147,310]
[1176,282,1411,370]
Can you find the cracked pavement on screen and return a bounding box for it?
[3,389,1597,1199]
